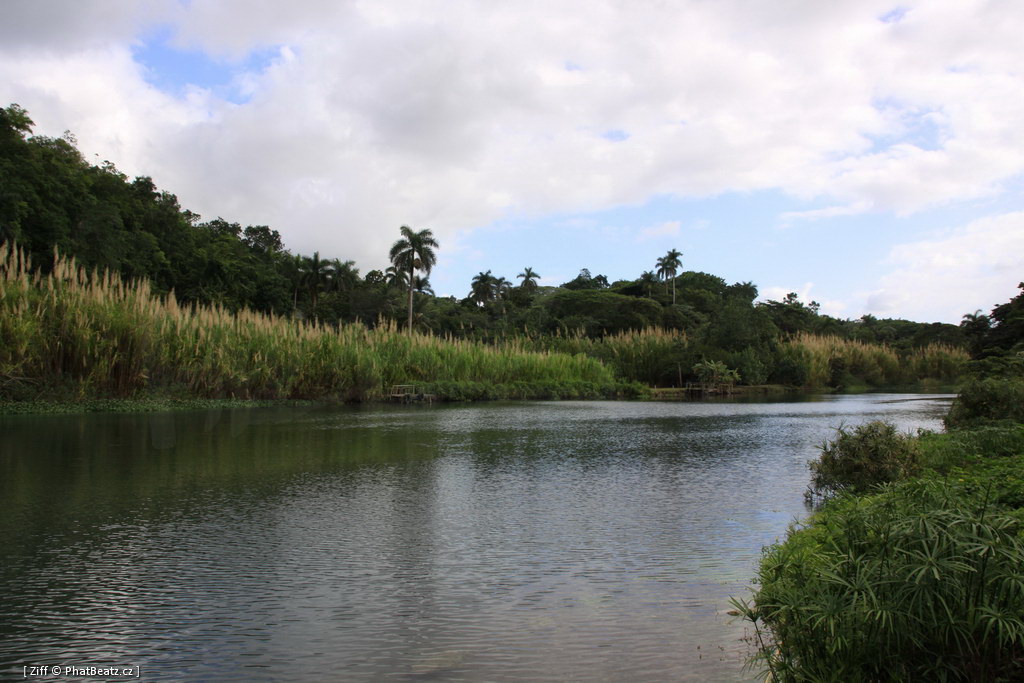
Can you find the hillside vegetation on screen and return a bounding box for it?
[0,102,985,397]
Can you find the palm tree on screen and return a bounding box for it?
[413,275,434,296]
[282,252,306,313]
[657,249,683,304]
[638,270,658,297]
[470,270,495,306]
[517,266,541,290]
[301,251,330,311]
[325,259,359,293]
[495,276,513,316]
[384,265,407,290]
[389,225,439,331]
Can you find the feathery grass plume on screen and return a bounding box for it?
[782,333,966,388]
[513,327,688,385]
[0,243,620,401]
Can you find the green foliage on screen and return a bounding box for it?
[0,245,618,402]
[774,333,967,389]
[726,346,770,385]
[945,378,1024,429]
[544,289,662,335]
[421,379,647,402]
[735,479,1024,682]
[918,425,1024,474]
[0,102,977,391]
[525,328,690,386]
[691,358,739,384]
[979,282,1024,357]
[807,421,920,503]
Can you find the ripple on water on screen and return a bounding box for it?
[0,395,952,681]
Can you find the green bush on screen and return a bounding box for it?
[945,378,1024,429]
[919,425,1024,473]
[727,346,770,385]
[806,421,920,503]
[735,479,1024,682]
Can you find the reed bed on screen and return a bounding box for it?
[783,333,968,387]
[515,327,689,385]
[0,244,617,401]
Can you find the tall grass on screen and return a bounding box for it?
[517,327,689,385]
[783,333,968,388]
[0,244,618,401]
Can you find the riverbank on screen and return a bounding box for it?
[0,397,323,416]
[734,377,1024,680]
[0,244,968,407]
[0,245,629,404]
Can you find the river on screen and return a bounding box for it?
[0,394,952,681]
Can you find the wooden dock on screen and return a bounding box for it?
[684,381,735,397]
[388,384,436,403]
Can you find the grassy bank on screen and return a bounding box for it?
[0,244,637,403]
[734,378,1024,681]
[0,397,320,416]
[519,329,967,390]
[779,333,968,389]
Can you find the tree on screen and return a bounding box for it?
[495,276,512,316]
[325,258,359,293]
[656,249,683,304]
[517,266,541,290]
[413,275,434,296]
[960,310,991,357]
[389,225,439,332]
[470,270,496,306]
[301,251,329,311]
[639,270,659,297]
[384,265,407,289]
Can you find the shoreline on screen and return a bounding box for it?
[0,383,960,417]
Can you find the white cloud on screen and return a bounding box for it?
[780,201,873,225]
[2,0,1024,273]
[637,220,681,240]
[759,283,848,318]
[862,211,1024,322]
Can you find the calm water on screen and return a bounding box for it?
[0,394,952,681]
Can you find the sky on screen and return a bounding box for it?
[2,0,1023,323]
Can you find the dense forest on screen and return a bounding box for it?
[2,102,1017,393]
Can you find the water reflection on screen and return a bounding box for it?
[0,395,951,681]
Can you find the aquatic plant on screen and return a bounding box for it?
[734,478,1024,681]
[806,421,920,503]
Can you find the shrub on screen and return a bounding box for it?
[919,425,1024,473]
[735,479,1024,682]
[945,378,1024,429]
[806,421,919,503]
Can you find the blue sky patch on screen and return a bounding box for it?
[879,7,908,23]
[602,129,629,142]
[133,26,279,104]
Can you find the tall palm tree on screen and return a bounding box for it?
[301,251,330,311]
[470,270,495,306]
[517,266,540,290]
[389,225,439,332]
[282,252,306,313]
[325,259,359,293]
[658,249,683,304]
[495,276,512,316]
